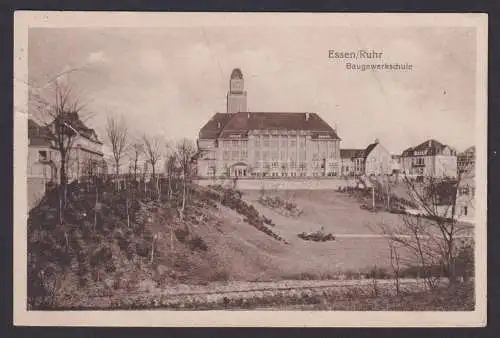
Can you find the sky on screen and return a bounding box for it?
[27,26,476,155]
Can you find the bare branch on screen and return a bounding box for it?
[105,115,129,176]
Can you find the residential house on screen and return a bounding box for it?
[391,154,402,174]
[401,139,457,178]
[340,149,365,177]
[456,174,475,223]
[27,114,105,209]
[340,139,392,177]
[457,146,475,175]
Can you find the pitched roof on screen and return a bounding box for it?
[364,142,378,158]
[199,113,235,139]
[459,146,475,156]
[340,149,365,159]
[402,139,450,157]
[200,112,339,139]
[28,119,51,147]
[56,112,102,144]
[28,113,102,146]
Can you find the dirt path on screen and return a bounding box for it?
[60,278,442,310]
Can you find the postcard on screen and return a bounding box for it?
[14,11,487,327]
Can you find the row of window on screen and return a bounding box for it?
[221,140,248,149]
[220,138,339,152]
[222,150,248,160]
[221,150,339,161]
[256,161,308,169]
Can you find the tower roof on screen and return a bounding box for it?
[230,68,243,80]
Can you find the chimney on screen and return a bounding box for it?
[428,140,432,147]
[374,138,379,144]
[247,112,250,119]
[217,122,221,129]
[305,113,310,121]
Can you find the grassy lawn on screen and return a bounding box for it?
[227,189,474,276]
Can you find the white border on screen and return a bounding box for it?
[13,11,488,327]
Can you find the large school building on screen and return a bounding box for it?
[196,69,342,178]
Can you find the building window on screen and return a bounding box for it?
[241,150,247,158]
[271,136,278,148]
[263,151,269,161]
[299,151,306,161]
[255,150,260,160]
[280,151,286,160]
[290,139,296,147]
[38,150,48,161]
[255,138,261,148]
[207,166,216,177]
[281,138,287,147]
[289,152,296,160]
[459,186,470,196]
[263,135,270,147]
[300,137,306,148]
[231,150,239,160]
[231,140,238,148]
[272,151,279,160]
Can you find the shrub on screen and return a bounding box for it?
[188,236,208,251]
[174,228,190,243]
[298,230,336,242]
[89,246,113,268]
[365,266,391,279]
[135,241,150,258]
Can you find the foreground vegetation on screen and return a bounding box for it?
[28,179,474,311]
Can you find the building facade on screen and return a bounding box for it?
[339,140,392,177]
[28,113,105,185]
[401,139,457,178]
[340,149,365,177]
[456,174,475,223]
[196,69,341,178]
[457,146,475,175]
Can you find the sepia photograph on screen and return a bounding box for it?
[13,12,487,326]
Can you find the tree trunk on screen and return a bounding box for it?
[126,194,130,228]
[150,236,155,264]
[94,187,98,232]
[168,176,172,200]
[372,186,375,209]
[134,158,138,182]
[181,178,186,215]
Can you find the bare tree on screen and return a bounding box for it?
[130,142,143,182]
[30,77,92,223]
[164,145,178,200]
[176,139,197,217]
[105,115,129,182]
[142,134,163,198]
[376,165,474,289]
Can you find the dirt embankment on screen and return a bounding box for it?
[28,183,292,308]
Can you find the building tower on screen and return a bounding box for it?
[227,68,247,114]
